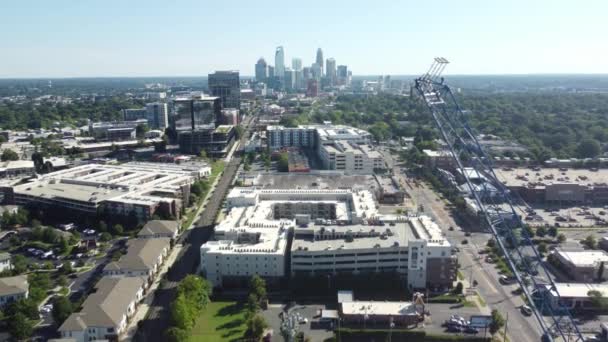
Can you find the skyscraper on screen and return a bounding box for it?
[146,102,168,129]
[275,46,285,79]
[292,58,303,89]
[255,58,268,83]
[284,68,295,90]
[208,71,240,109]
[326,58,336,85]
[337,65,349,85]
[315,48,324,75]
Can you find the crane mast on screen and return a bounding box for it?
[414,58,584,342]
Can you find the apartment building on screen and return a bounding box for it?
[0,253,12,273]
[0,275,28,307]
[11,162,198,221]
[137,220,179,240]
[200,188,456,289]
[59,277,145,342]
[103,238,171,287]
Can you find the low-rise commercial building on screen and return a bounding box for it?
[495,168,608,204]
[340,300,421,327]
[103,238,171,287]
[58,277,145,342]
[543,283,608,310]
[374,175,405,204]
[0,275,28,307]
[552,250,608,282]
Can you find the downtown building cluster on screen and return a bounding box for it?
[255,47,352,95]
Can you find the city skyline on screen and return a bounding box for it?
[1,0,608,78]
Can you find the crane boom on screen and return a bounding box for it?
[414,58,584,342]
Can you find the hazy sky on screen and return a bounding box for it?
[1,0,607,78]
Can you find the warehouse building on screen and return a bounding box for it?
[200,187,456,289]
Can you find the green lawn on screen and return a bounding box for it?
[189,301,247,342]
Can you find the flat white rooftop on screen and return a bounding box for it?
[555,250,608,267]
[341,301,417,316]
[547,283,608,298]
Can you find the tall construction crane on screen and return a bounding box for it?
[414,58,584,342]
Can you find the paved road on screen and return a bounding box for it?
[136,117,253,342]
[382,148,543,342]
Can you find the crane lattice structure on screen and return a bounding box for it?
[414,58,584,342]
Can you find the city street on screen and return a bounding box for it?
[382,148,543,342]
[135,114,254,341]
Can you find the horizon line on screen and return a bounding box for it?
[1,72,608,80]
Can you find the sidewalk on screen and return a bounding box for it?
[123,243,184,340]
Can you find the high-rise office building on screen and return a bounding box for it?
[208,71,240,109]
[171,96,221,131]
[315,48,324,75]
[311,63,322,82]
[268,65,275,79]
[275,46,285,79]
[146,102,168,129]
[292,58,302,71]
[284,68,295,90]
[255,58,268,83]
[337,65,349,85]
[326,58,337,85]
[291,58,303,89]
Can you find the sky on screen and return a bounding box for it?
[1,0,607,78]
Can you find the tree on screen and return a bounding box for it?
[98,220,108,233]
[170,293,194,331]
[548,226,558,238]
[557,233,567,244]
[250,275,267,303]
[100,232,112,242]
[277,152,289,172]
[536,226,547,238]
[246,293,260,319]
[12,255,28,274]
[199,150,208,160]
[576,138,601,158]
[8,312,33,340]
[58,236,70,254]
[112,224,124,235]
[489,309,505,335]
[165,327,189,342]
[588,290,608,309]
[538,242,548,255]
[52,296,73,326]
[1,149,19,161]
[453,282,464,295]
[246,315,268,341]
[583,235,597,249]
[177,275,211,312]
[136,124,149,139]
